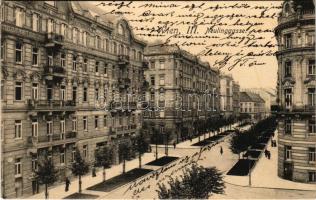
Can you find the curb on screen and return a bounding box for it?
[224,180,316,192]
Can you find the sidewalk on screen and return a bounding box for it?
[151,123,241,149]
[224,130,316,191]
[28,153,156,199]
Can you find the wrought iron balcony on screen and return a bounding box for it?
[45,33,64,48]
[142,61,149,69]
[109,127,116,135]
[43,65,66,81]
[27,131,77,148]
[28,100,76,112]
[118,78,131,89]
[118,54,130,66]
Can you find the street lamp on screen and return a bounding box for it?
[248,155,252,186]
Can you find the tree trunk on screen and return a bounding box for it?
[123,159,126,174]
[45,184,48,199]
[139,153,142,168]
[103,167,106,182]
[238,153,241,160]
[155,143,158,160]
[79,175,82,193]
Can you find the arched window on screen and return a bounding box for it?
[118,24,124,35]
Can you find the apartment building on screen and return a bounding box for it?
[232,81,240,118]
[1,1,147,197]
[243,88,277,117]
[275,0,315,183]
[143,44,220,143]
[219,74,234,118]
[240,91,265,122]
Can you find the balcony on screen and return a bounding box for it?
[118,54,130,66]
[28,100,76,112]
[142,61,149,69]
[118,78,131,90]
[43,65,66,81]
[141,80,149,91]
[273,105,315,116]
[27,132,77,149]
[45,33,64,49]
[277,43,315,55]
[109,127,116,135]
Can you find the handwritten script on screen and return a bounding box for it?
[96,1,282,71]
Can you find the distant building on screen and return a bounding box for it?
[240,92,265,122]
[242,88,276,117]
[275,0,315,183]
[144,44,220,143]
[232,81,240,118]
[219,74,233,118]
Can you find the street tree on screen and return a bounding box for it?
[71,148,89,193]
[94,145,113,182]
[229,130,252,159]
[157,164,225,199]
[119,141,132,174]
[133,130,150,168]
[36,155,58,199]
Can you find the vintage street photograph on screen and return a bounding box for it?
[0,0,315,199]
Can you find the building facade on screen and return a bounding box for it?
[219,74,233,118]
[275,0,315,183]
[243,88,276,117]
[232,81,240,118]
[1,1,147,197]
[143,44,220,143]
[240,91,265,122]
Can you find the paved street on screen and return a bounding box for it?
[28,124,316,199]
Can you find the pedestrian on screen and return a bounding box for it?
[173,141,176,149]
[92,165,96,177]
[220,146,223,155]
[267,151,271,159]
[65,177,70,192]
[264,149,268,157]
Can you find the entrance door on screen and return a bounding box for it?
[32,180,39,194]
[284,162,293,180]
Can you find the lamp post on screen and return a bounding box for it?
[248,156,252,186]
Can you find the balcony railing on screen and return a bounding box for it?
[278,43,315,52]
[43,65,66,80]
[27,131,77,148]
[28,100,76,111]
[45,33,64,48]
[118,78,131,89]
[118,54,130,66]
[272,105,315,113]
[142,61,149,69]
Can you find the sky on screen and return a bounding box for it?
[86,1,283,89]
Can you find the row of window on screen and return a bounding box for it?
[14,114,137,139]
[282,31,315,49]
[1,41,142,74]
[284,59,315,77]
[284,119,316,134]
[15,146,87,175]
[8,6,144,60]
[284,146,316,163]
[284,88,316,108]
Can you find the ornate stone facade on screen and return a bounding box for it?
[143,44,220,143]
[275,0,315,183]
[1,1,147,197]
